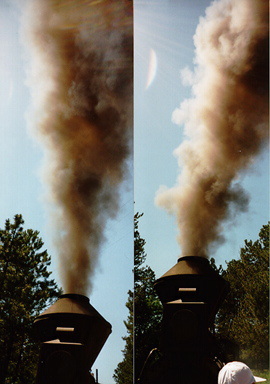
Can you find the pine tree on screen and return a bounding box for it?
[114,213,162,384]
[0,214,61,384]
[216,223,269,369]
[133,213,162,381]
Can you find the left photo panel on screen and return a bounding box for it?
[0,1,133,383]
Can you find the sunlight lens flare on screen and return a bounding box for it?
[146,48,157,89]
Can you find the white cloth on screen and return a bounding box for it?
[218,362,266,384]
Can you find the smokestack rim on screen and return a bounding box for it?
[177,255,210,264]
[59,293,90,305]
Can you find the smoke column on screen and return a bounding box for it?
[21,0,133,294]
[155,0,268,257]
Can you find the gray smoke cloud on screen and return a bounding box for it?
[155,0,268,257]
[21,0,133,293]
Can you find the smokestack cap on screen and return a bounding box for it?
[34,294,112,368]
[160,256,215,277]
[37,293,99,317]
[154,256,229,322]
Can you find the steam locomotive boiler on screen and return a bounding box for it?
[34,293,111,384]
[139,256,229,384]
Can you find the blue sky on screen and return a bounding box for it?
[0,0,269,383]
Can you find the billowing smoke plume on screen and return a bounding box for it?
[21,0,133,293]
[155,0,268,257]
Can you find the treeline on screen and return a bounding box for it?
[0,215,61,384]
[215,222,269,369]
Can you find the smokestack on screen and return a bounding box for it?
[154,256,229,324]
[21,0,133,294]
[34,293,111,384]
[155,0,268,257]
[139,256,229,384]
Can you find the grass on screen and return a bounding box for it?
[251,369,270,384]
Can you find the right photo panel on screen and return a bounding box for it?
[133,0,269,383]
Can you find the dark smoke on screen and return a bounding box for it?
[156,0,268,257]
[22,0,133,293]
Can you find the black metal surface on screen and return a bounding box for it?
[34,294,111,384]
[154,256,229,324]
[139,256,229,384]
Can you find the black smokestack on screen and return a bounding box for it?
[141,256,229,384]
[34,294,111,384]
[155,0,268,257]
[21,0,133,294]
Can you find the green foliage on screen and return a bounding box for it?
[0,214,61,384]
[113,284,133,384]
[133,213,162,381]
[114,213,162,384]
[216,223,269,369]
